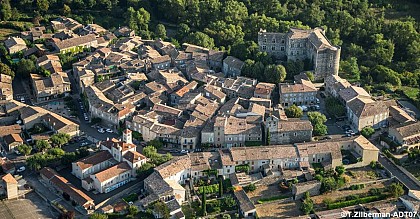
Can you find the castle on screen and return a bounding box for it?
[258,28,341,80]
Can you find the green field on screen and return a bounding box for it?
[400,86,420,101]
[0,28,19,41]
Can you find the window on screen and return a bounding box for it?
[262,45,266,50]
[271,46,276,51]
[294,132,297,136]
[281,39,285,43]
[272,38,276,43]
[296,51,299,55]
[281,47,284,51]
[263,38,267,43]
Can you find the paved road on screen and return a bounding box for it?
[12,75,33,105]
[378,154,420,190]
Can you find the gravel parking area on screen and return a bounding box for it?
[0,192,59,219]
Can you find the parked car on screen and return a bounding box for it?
[98,128,105,133]
[17,166,26,173]
[180,149,189,154]
[14,150,21,155]
[316,98,320,104]
[106,128,113,133]
[81,142,89,146]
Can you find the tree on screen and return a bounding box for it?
[285,105,303,118]
[148,139,163,150]
[17,144,32,156]
[127,205,138,217]
[155,24,167,39]
[153,201,170,219]
[222,0,248,24]
[185,32,215,49]
[62,4,71,16]
[0,0,12,21]
[300,192,314,215]
[335,165,345,176]
[361,126,375,138]
[0,63,14,78]
[143,145,158,158]
[35,140,51,152]
[201,192,207,216]
[16,59,36,78]
[305,72,314,81]
[263,64,286,84]
[50,133,71,147]
[389,182,404,198]
[88,213,108,219]
[321,177,338,192]
[219,178,223,197]
[177,23,190,40]
[136,8,150,31]
[136,162,153,175]
[340,57,361,81]
[36,0,49,13]
[308,112,328,136]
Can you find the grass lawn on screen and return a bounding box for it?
[0,28,19,40]
[400,86,419,101]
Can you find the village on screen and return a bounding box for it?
[0,16,420,219]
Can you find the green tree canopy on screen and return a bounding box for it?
[285,105,303,118]
[0,63,14,78]
[263,64,286,84]
[155,24,167,39]
[153,201,170,219]
[361,126,375,138]
[16,59,36,78]
[17,144,32,156]
[185,32,215,49]
[388,182,404,198]
[35,140,51,152]
[0,0,12,21]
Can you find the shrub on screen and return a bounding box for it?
[349,184,365,190]
[197,184,219,195]
[244,183,256,193]
[361,126,375,138]
[327,195,387,210]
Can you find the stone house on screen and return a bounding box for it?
[279,79,317,107]
[325,75,351,98]
[258,28,341,80]
[266,118,313,145]
[30,73,71,102]
[4,37,27,54]
[346,97,389,131]
[3,134,24,152]
[234,189,257,218]
[222,56,244,77]
[53,34,98,54]
[388,121,420,150]
[254,82,276,100]
[1,174,18,200]
[0,74,13,101]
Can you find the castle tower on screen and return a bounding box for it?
[122,129,132,144]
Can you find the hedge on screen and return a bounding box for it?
[257,195,289,204]
[327,194,387,210]
[197,184,219,195]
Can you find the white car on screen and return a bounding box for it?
[106,128,113,133]
[98,128,105,133]
[17,166,26,173]
[180,149,189,154]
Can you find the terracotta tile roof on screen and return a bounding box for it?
[347,98,388,118]
[296,141,342,161]
[338,86,370,102]
[54,34,97,50]
[0,124,22,138]
[223,56,244,70]
[229,145,298,162]
[155,155,191,179]
[2,173,17,184]
[280,79,316,93]
[123,151,146,164]
[3,134,23,145]
[353,135,378,151]
[277,119,313,132]
[93,162,131,183]
[255,82,276,95]
[75,151,113,170]
[40,167,94,206]
[100,138,136,152]
[394,121,420,138]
